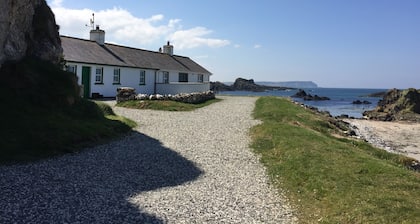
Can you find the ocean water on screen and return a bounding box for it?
[217,88,387,118]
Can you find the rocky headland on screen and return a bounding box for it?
[210,78,294,92]
[363,88,420,122]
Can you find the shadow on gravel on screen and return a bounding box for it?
[0,131,202,223]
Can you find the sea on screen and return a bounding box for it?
[217,88,387,118]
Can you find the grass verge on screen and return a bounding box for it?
[0,100,136,165]
[250,97,420,223]
[0,58,135,165]
[116,98,222,111]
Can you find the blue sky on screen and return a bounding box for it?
[48,0,420,88]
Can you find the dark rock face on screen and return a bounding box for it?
[0,0,62,67]
[363,88,420,121]
[232,78,262,91]
[292,89,330,101]
[210,81,233,91]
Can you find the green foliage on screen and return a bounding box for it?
[117,98,222,111]
[0,58,135,165]
[251,97,420,223]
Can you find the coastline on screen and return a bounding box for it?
[345,119,420,162]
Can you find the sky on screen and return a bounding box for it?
[47,0,420,89]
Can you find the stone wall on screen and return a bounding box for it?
[116,88,215,104]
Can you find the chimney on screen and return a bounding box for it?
[90,25,105,45]
[163,41,173,56]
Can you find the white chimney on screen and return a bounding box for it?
[163,41,173,56]
[90,25,105,45]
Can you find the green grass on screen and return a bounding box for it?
[0,58,135,165]
[250,97,420,223]
[116,98,222,111]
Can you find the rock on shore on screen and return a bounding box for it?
[363,88,420,121]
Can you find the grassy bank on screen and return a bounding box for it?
[117,98,222,111]
[0,58,135,165]
[251,97,420,223]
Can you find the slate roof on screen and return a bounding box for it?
[61,36,211,74]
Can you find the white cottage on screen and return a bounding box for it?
[61,26,211,98]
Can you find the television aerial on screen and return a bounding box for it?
[85,13,95,30]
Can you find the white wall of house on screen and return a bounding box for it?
[66,63,156,97]
[66,63,211,98]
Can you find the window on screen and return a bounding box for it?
[113,68,121,84]
[179,73,188,82]
[95,67,103,84]
[139,70,146,85]
[198,74,204,83]
[66,65,77,74]
[163,71,169,84]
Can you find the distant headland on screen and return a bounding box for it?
[210,78,318,92]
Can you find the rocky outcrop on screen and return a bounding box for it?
[363,88,420,121]
[210,81,233,91]
[211,78,293,92]
[0,0,62,68]
[292,89,330,101]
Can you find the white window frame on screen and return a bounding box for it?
[163,71,169,84]
[198,74,204,83]
[66,65,77,74]
[139,70,146,85]
[113,68,121,84]
[95,67,103,84]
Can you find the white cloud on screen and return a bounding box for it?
[234,44,241,48]
[48,0,229,50]
[50,0,63,8]
[168,27,230,50]
[254,44,262,49]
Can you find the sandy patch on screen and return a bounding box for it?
[345,119,420,161]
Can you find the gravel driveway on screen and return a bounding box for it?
[0,96,295,223]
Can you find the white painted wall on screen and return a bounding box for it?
[66,63,212,97]
[67,63,156,97]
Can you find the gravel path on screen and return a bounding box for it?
[0,96,296,223]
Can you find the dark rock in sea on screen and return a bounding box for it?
[363,88,420,122]
[210,81,233,91]
[293,89,330,101]
[364,91,387,97]
[211,77,294,92]
[292,89,307,98]
[352,100,372,104]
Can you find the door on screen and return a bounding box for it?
[81,66,91,98]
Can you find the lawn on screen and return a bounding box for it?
[251,97,420,223]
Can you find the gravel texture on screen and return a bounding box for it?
[0,96,296,223]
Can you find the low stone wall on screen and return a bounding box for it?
[116,88,215,104]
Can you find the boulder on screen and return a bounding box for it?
[116,87,136,102]
[0,0,62,68]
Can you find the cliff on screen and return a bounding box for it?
[0,0,62,68]
[363,88,420,121]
